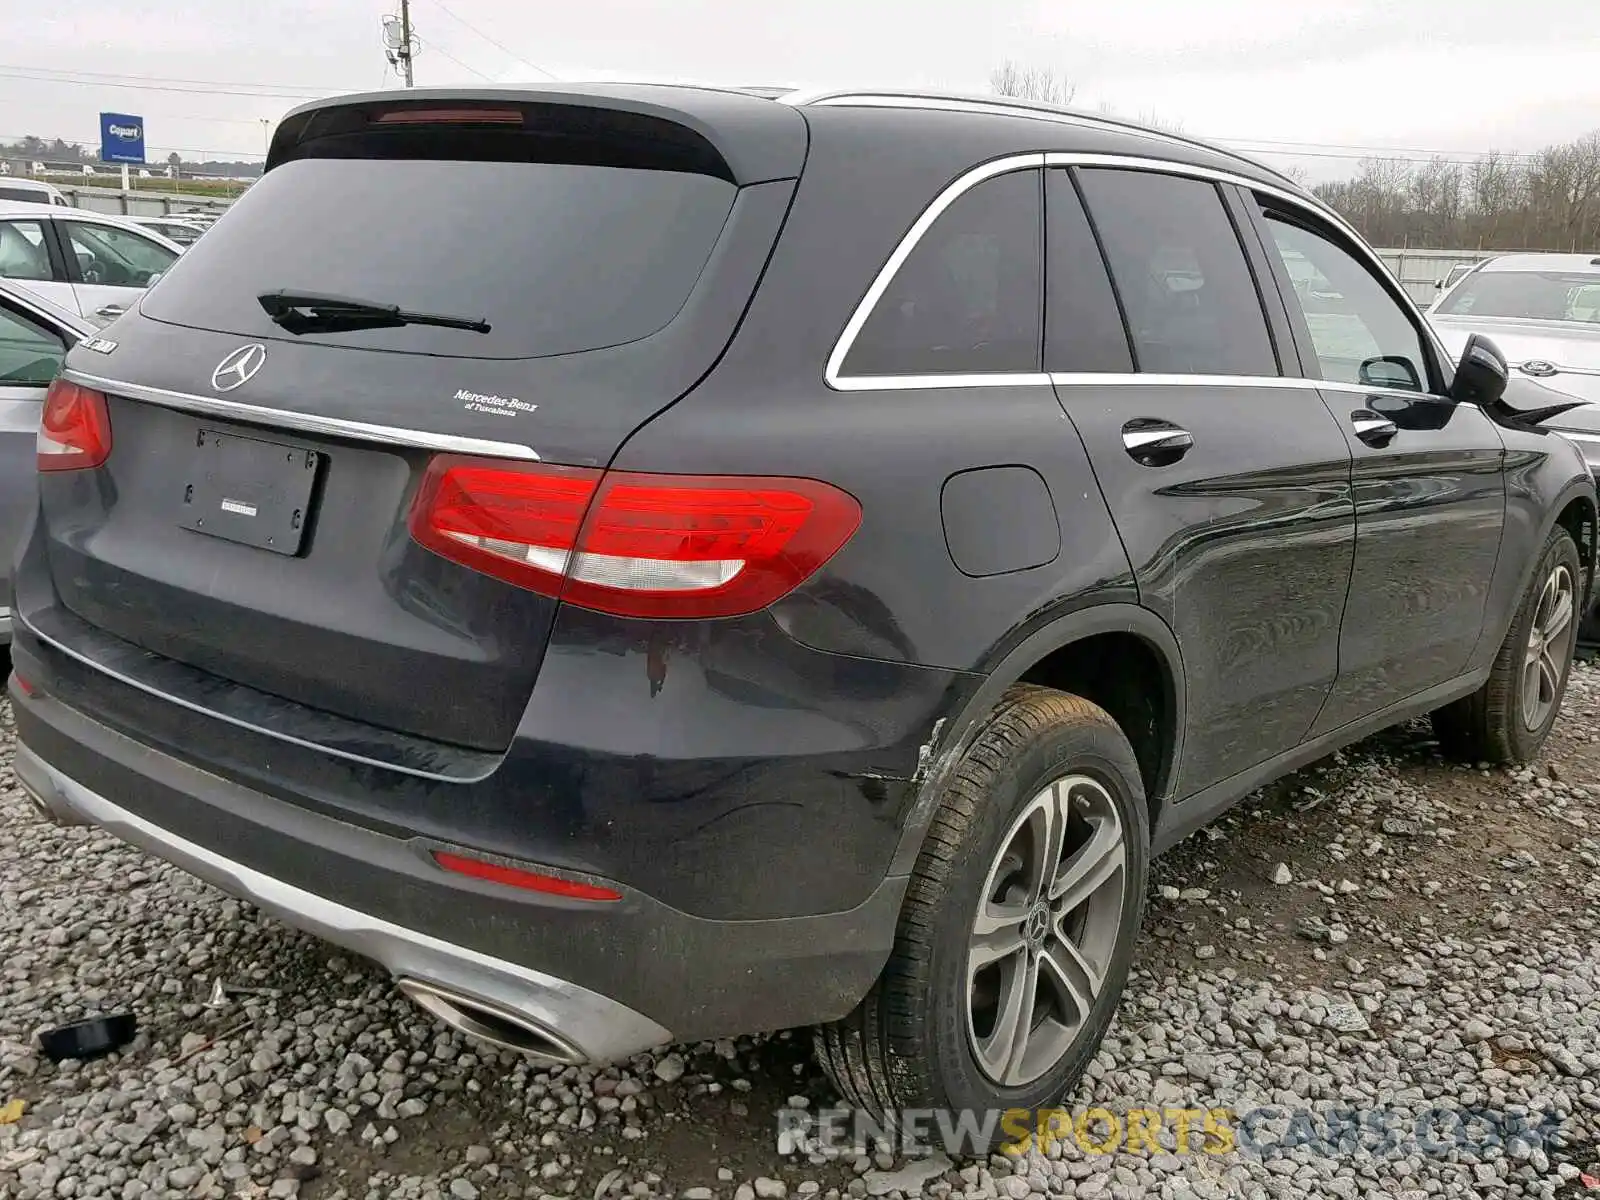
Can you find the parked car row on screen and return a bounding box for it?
[129,216,209,246]
[5,86,1598,1147]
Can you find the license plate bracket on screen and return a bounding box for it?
[178,429,321,556]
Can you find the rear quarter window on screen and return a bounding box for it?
[841,169,1043,378]
[141,158,738,360]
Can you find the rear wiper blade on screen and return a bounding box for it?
[258,290,490,334]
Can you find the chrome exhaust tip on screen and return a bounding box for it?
[398,979,587,1066]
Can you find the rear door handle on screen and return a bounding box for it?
[1351,410,1398,447]
[1122,419,1194,466]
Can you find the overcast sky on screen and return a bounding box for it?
[8,0,1600,179]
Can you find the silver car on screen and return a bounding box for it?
[1429,253,1600,404]
[0,277,95,643]
[1430,253,1600,642]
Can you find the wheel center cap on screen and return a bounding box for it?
[1023,902,1051,948]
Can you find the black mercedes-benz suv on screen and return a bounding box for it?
[11,84,1595,1133]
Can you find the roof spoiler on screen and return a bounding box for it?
[265,85,807,186]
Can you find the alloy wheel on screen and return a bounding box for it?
[966,775,1127,1086]
[1522,563,1575,730]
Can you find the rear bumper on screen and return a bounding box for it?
[10,668,910,1050]
[14,739,668,1063]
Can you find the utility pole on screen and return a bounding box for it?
[382,5,418,87]
[398,0,415,87]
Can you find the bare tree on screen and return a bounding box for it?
[990,61,1076,107]
[1136,108,1185,136]
[1307,127,1600,251]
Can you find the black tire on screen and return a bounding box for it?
[814,685,1149,1151]
[1433,525,1582,764]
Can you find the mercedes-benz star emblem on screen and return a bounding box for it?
[211,343,267,392]
[1519,359,1559,378]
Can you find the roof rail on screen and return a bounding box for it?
[779,87,1310,197]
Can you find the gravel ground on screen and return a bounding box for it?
[4,668,1600,1200]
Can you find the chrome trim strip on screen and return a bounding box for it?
[1049,372,1318,391]
[17,612,496,784]
[16,744,672,1063]
[825,151,1453,393]
[61,368,542,461]
[835,368,1451,401]
[833,371,1053,393]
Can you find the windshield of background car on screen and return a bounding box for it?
[1435,270,1600,323]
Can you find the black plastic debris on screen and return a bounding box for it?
[36,1013,137,1062]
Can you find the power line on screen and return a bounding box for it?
[0,62,345,95]
[1217,136,1542,164]
[429,0,558,78]
[429,44,496,82]
[0,67,337,101]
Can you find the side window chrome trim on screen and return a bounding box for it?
[828,151,1451,392]
[1050,372,1319,390]
[832,371,1053,393]
[1049,372,1430,401]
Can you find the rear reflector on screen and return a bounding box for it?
[38,380,112,472]
[432,851,622,901]
[11,671,35,696]
[409,458,861,619]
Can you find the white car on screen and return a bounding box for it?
[0,179,71,207]
[0,201,183,326]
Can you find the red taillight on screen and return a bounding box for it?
[408,458,861,619]
[38,380,111,472]
[432,851,622,901]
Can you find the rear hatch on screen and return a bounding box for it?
[34,89,805,752]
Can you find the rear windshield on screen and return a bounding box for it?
[1435,270,1600,324]
[141,158,737,359]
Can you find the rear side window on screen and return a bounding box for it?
[1044,170,1133,373]
[0,220,52,282]
[1076,169,1277,377]
[842,169,1042,377]
[141,158,737,360]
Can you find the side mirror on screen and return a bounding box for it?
[1360,355,1422,392]
[1450,333,1508,407]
